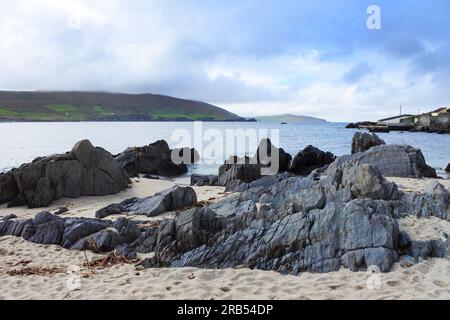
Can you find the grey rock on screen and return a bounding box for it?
[351,132,385,154]
[4,140,129,208]
[218,156,261,186]
[114,140,189,178]
[190,174,218,187]
[327,145,437,179]
[289,145,335,176]
[0,173,18,205]
[96,186,197,218]
[255,138,292,174]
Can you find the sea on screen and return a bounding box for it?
[1,121,449,178]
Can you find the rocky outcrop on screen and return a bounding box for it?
[3,160,450,275]
[96,186,197,218]
[218,156,261,187]
[345,122,376,129]
[1,140,129,209]
[217,139,292,187]
[351,132,386,154]
[289,145,336,176]
[327,145,437,179]
[255,138,292,173]
[114,140,195,178]
[191,174,219,187]
[0,173,18,205]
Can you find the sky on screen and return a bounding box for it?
[0,0,449,121]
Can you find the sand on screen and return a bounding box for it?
[1,176,450,300]
[0,177,229,222]
[0,236,449,300]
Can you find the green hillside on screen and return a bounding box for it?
[255,114,327,123]
[0,91,246,122]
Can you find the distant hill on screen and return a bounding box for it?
[0,91,247,122]
[255,114,327,123]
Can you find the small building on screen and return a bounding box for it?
[377,115,415,125]
[430,107,449,117]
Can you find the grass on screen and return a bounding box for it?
[92,105,111,116]
[46,104,79,113]
[150,110,213,120]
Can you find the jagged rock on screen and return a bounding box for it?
[62,219,112,248]
[217,139,292,187]
[114,140,189,178]
[0,173,18,205]
[218,156,261,186]
[4,140,129,208]
[136,165,401,274]
[351,132,385,154]
[393,181,449,220]
[191,174,218,187]
[327,145,437,179]
[255,138,292,174]
[96,186,197,218]
[289,145,336,176]
[345,122,376,129]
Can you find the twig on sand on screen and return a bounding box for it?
[82,252,139,271]
[7,266,65,276]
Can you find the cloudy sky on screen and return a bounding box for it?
[1,0,449,121]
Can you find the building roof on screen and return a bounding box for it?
[429,107,448,114]
[378,115,414,122]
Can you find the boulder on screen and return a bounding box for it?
[218,156,261,186]
[446,163,450,173]
[0,173,18,205]
[96,186,197,218]
[217,139,292,187]
[190,174,219,187]
[114,140,191,178]
[351,132,385,154]
[5,140,129,208]
[289,145,336,176]
[255,138,292,174]
[327,145,437,179]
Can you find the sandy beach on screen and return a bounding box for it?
[1,175,450,300]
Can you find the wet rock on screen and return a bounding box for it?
[96,186,197,218]
[351,132,385,154]
[289,145,335,176]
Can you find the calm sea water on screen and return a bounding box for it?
[0,122,449,177]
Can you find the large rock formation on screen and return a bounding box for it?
[114,140,196,178]
[1,140,129,208]
[217,139,292,188]
[289,145,336,176]
[327,145,437,179]
[96,186,197,218]
[3,161,450,275]
[0,173,18,204]
[351,132,386,154]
